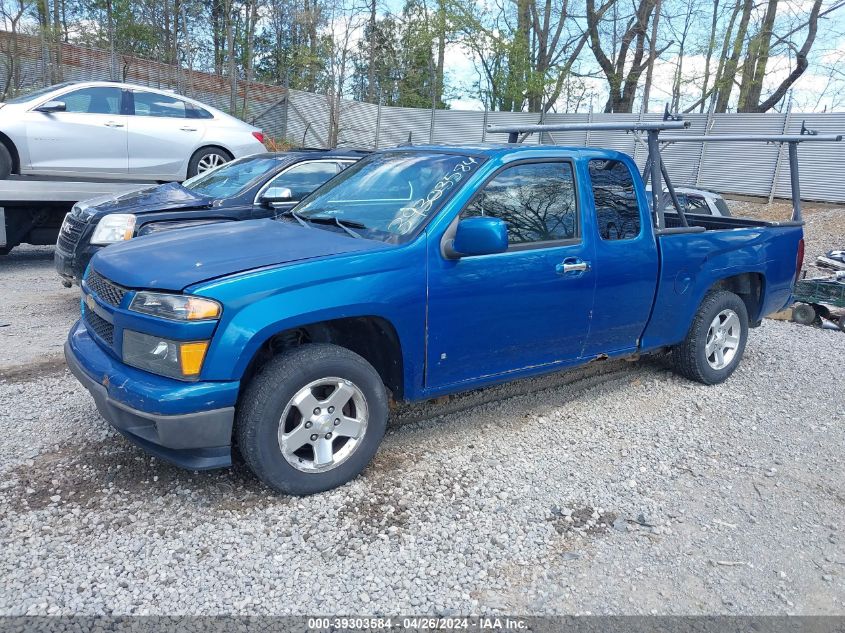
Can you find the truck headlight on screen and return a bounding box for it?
[123,330,209,380]
[129,292,221,321]
[91,214,136,245]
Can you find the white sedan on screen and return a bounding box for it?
[0,81,266,181]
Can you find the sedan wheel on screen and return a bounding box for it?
[196,152,228,174]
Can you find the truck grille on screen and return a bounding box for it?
[57,210,87,254]
[84,309,114,346]
[86,270,128,307]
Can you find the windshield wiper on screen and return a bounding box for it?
[307,215,366,238]
[279,208,311,229]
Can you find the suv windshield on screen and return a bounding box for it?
[294,151,482,241]
[182,155,282,198]
[5,82,77,104]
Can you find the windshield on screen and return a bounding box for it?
[182,155,281,198]
[5,82,77,104]
[294,151,483,241]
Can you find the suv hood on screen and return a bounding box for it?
[77,182,213,218]
[90,218,384,291]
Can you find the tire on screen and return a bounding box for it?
[187,147,232,178]
[0,143,12,180]
[236,343,389,495]
[792,303,817,326]
[672,290,749,385]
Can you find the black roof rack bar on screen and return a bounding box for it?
[486,120,689,143]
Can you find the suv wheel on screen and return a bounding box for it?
[188,147,231,177]
[672,290,749,385]
[236,343,389,495]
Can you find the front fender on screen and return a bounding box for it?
[191,241,427,396]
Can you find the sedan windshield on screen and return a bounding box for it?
[5,82,76,104]
[294,151,483,241]
[182,155,281,198]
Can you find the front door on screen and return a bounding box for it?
[426,160,595,389]
[25,86,127,177]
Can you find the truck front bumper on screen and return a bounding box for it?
[65,321,237,470]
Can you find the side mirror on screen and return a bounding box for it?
[260,186,295,207]
[448,217,508,258]
[35,100,66,113]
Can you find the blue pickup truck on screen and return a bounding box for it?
[65,143,804,494]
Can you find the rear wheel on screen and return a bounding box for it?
[672,290,748,385]
[187,147,232,178]
[0,143,12,180]
[236,343,389,495]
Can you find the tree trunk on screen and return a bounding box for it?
[700,0,720,112]
[225,0,237,113]
[714,0,752,113]
[366,0,376,102]
[640,0,661,113]
[737,0,777,111]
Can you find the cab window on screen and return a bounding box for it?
[462,161,577,245]
[588,159,641,241]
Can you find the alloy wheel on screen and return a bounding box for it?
[277,377,369,473]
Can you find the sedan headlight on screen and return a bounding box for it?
[123,330,208,380]
[91,213,136,245]
[129,292,221,321]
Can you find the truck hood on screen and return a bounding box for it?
[77,182,213,218]
[90,218,385,291]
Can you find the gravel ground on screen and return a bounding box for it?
[0,206,843,616]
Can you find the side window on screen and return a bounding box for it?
[187,104,214,119]
[269,161,340,200]
[132,91,188,118]
[588,159,641,241]
[462,162,577,245]
[60,87,122,115]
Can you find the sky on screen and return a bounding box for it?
[431,2,845,113]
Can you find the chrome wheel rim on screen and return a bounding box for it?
[278,377,368,473]
[705,309,741,370]
[197,153,227,173]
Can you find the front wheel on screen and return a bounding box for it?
[236,344,389,495]
[672,290,749,385]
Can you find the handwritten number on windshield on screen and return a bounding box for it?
[388,157,478,235]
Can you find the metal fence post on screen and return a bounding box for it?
[429,104,436,143]
[694,104,714,187]
[482,107,488,142]
[374,98,382,149]
[769,101,792,202]
[585,106,593,146]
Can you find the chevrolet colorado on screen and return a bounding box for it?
[65,142,804,494]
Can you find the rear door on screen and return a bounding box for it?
[582,157,659,356]
[24,86,128,176]
[126,90,206,180]
[426,159,595,388]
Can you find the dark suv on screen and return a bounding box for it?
[55,149,367,284]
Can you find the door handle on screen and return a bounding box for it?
[180,127,198,132]
[555,258,590,275]
[104,121,124,128]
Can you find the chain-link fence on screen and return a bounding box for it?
[2,30,844,203]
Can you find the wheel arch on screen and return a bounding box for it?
[0,132,21,173]
[240,315,406,401]
[186,144,235,178]
[709,272,765,323]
